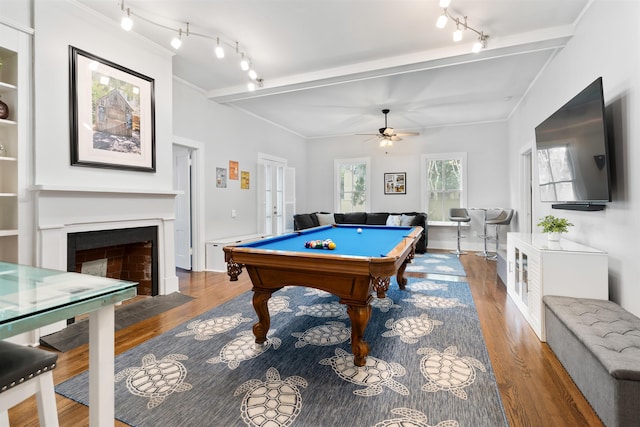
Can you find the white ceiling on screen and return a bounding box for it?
[78,0,589,139]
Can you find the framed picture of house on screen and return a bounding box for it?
[384,172,406,194]
[69,46,156,172]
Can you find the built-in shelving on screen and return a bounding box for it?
[0,30,23,263]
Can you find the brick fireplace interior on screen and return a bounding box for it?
[67,226,159,296]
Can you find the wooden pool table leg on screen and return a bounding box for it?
[372,276,390,298]
[397,247,416,290]
[396,262,408,289]
[252,289,273,344]
[347,303,372,367]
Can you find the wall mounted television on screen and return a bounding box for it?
[534,77,611,211]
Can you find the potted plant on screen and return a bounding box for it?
[537,215,573,241]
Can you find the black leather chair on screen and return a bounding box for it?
[0,341,59,425]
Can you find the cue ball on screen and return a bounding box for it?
[357,228,362,233]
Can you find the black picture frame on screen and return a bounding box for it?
[384,172,406,194]
[69,46,156,172]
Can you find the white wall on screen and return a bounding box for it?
[33,0,174,192]
[507,0,640,315]
[307,121,510,249]
[0,0,31,28]
[172,79,308,241]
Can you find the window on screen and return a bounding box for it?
[421,153,467,224]
[334,158,370,213]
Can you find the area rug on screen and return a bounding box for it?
[40,292,194,352]
[56,279,506,426]
[406,253,467,276]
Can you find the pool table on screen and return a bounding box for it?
[223,224,423,366]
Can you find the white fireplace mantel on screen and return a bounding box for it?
[34,185,180,296]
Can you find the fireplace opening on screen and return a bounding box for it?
[67,226,159,296]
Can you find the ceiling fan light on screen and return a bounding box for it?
[436,14,448,29]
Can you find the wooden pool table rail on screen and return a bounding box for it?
[224,226,422,366]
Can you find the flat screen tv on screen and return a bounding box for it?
[534,77,611,211]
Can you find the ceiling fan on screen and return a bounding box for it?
[357,109,420,148]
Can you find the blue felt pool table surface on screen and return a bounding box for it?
[238,225,418,258]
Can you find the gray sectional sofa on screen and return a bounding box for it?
[293,211,427,253]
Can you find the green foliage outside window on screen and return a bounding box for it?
[427,159,462,222]
[339,162,366,212]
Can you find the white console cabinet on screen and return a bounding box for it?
[206,234,271,271]
[506,232,608,341]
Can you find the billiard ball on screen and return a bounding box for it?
[357,228,362,233]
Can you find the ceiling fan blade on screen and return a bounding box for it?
[395,131,420,136]
[356,133,380,136]
[390,135,402,141]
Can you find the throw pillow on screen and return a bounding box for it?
[293,214,316,230]
[342,212,367,224]
[366,213,389,225]
[316,213,334,226]
[400,214,416,226]
[386,214,401,226]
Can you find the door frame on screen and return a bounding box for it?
[173,136,205,271]
[519,145,533,234]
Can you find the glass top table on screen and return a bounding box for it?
[0,261,137,426]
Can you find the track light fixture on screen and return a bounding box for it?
[171,25,188,49]
[240,54,250,71]
[114,3,262,91]
[435,1,489,53]
[120,1,133,31]
[215,37,225,59]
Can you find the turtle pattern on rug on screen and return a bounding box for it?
[405,253,467,276]
[56,278,507,427]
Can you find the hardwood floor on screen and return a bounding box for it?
[8,251,602,426]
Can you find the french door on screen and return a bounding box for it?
[258,154,295,235]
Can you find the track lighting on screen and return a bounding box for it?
[171,28,183,49]
[114,4,262,91]
[453,25,463,42]
[472,33,488,53]
[120,1,132,31]
[240,54,250,71]
[215,37,225,59]
[435,1,488,53]
[247,79,263,92]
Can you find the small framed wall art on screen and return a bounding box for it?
[384,172,406,194]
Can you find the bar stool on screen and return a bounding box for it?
[0,341,59,426]
[485,209,514,261]
[449,208,471,255]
